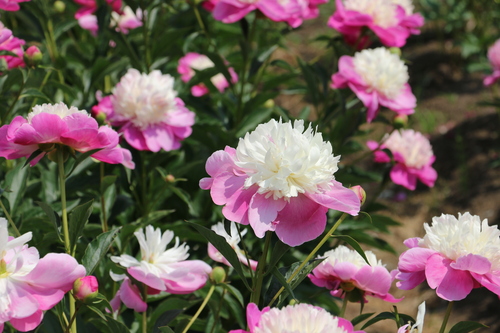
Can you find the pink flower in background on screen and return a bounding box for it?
[95,69,195,152]
[367,129,437,190]
[0,102,135,168]
[77,14,98,36]
[0,0,29,11]
[208,221,258,270]
[108,275,146,313]
[484,39,500,86]
[110,226,212,312]
[110,6,142,34]
[229,303,366,333]
[328,0,424,47]
[200,119,360,247]
[0,218,86,332]
[202,0,219,11]
[178,52,238,97]
[332,47,416,122]
[309,245,402,303]
[284,0,329,28]
[0,22,25,69]
[396,213,500,301]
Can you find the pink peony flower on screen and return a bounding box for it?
[328,0,424,48]
[73,276,99,302]
[0,102,135,168]
[77,14,98,36]
[0,22,25,69]
[94,68,195,152]
[0,0,29,11]
[74,0,124,35]
[177,52,238,97]
[396,213,500,301]
[285,0,329,28]
[309,245,402,303]
[110,6,142,34]
[0,218,86,332]
[332,47,416,122]
[484,39,500,86]
[229,303,366,333]
[200,119,360,247]
[367,129,437,190]
[208,221,258,270]
[110,226,212,312]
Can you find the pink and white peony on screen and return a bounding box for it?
[229,303,366,333]
[309,245,401,303]
[110,6,142,34]
[367,129,437,190]
[177,52,238,97]
[0,102,134,168]
[208,221,258,270]
[94,69,195,152]
[0,0,29,11]
[110,226,212,311]
[328,0,424,47]
[200,119,360,247]
[484,39,500,86]
[332,47,416,122]
[0,218,86,332]
[396,213,500,301]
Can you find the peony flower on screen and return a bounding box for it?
[484,39,500,86]
[229,303,366,333]
[177,52,238,97]
[367,129,437,190]
[95,68,195,152]
[0,218,86,332]
[332,47,416,122]
[328,0,424,48]
[73,276,99,302]
[77,14,98,36]
[0,0,29,11]
[0,102,135,168]
[309,245,402,303]
[110,6,142,34]
[110,226,212,311]
[0,22,25,69]
[208,221,258,270]
[398,301,425,333]
[74,0,123,35]
[396,213,500,301]
[200,119,360,247]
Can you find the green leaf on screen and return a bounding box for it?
[271,267,297,301]
[221,283,244,307]
[351,313,375,326]
[449,321,488,333]
[100,175,117,194]
[69,200,94,253]
[332,235,371,265]
[82,228,121,275]
[159,327,175,333]
[65,148,102,177]
[86,305,107,321]
[23,149,44,167]
[100,315,130,333]
[186,222,251,291]
[152,310,183,333]
[20,88,51,102]
[3,161,29,214]
[266,239,290,275]
[361,312,414,329]
[0,50,19,57]
[1,68,26,93]
[36,201,62,236]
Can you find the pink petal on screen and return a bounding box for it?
[305,181,360,215]
[435,267,474,301]
[128,266,166,291]
[120,278,147,312]
[425,253,450,289]
[9,310,43,332]
[354,265,392,295]
[160,260,211,294]
[397,247,435,272]
[248,193,286,238]
[390,164,417,190]
[213,2,255,23]
[450,254,491,274]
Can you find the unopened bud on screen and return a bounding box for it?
[73,276,99,302]
[288,299,298,306]
[53,1,66,13]
[393,114,408,129]
[350,185,366,205]
[388,47,401,57]
[23,46,42,68]
[210,267,226,284]
[165,174,175,183]
[95,112,107,126]
[263,99,274,109]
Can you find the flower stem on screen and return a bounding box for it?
[181,284,216,333]
[438,301,454,333]
[251,231,272,306]
[0,199,21,237]
[268,212,348,307]
[100,163,108,233]
[236,224,255,281]
[339,292,349,317]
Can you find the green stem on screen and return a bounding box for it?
[192,4,213,48]
[100,163,108,233]
[268,213,348,307]
[142,310,147,333]
[140,0,151,72]
[339,292,349,317]
[438,301,454,333]
[0,199,21,237]
[250,232,272,306]
[181,284,216,333]
[236,224,255,281]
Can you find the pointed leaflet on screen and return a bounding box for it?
[69,200,94,253]
[448,321,488,333]
[82,228,121,275]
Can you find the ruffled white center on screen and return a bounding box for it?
[420,213,500,270]
[391,0,414,15]
[212,221,245,249]
[321,245,383,269]
[112,69,178,129]
[27,102,89,123]
[382,129,433,169]
[254,303,347,333]
[235,119,340,200]
[352,47,409,99]
[343,0,398,27]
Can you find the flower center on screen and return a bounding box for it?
[235,119,339,200]
[352,47,409,99]
[27,102,89,123]
[421,213,500,270]
[382,130,433,169]
[343,0,398,28]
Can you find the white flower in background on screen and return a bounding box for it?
[398,301,425,333]
[382,130,434,169]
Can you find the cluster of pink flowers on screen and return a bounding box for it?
[0,0,29,11]
[0,22,25,69]
[484,39,500,86]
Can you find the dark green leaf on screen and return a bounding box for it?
[23,149,44,168]
[449,321,488,333]
[69,200,94,253]
[86,305,107,321]
[153,310,183,333]
[271,267,297,301]
[1,68,26,93]
[65,148,102,177]
[266,239,290,275]
[361,312,414,329]
[221,283,244,307]
[351,313,375,326]
[36,201,62,236]
[100,175,117,194]
[159,327,175,333]
[20,88,51,102]
[82,228,121,275]
[3,161,29,214]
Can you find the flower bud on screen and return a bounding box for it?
[210,267,226,284]
[393,114,408,129]
[95,112,108,126]
[23,46,42,68]
[263,99,275,108]
[388,47,401,57]
[53,1,65,13]
[73,276,99,302]
[165,174,175,183]
[350,185,366,205]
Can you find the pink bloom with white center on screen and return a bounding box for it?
[484,39,500,86]
[0,0,29,11]
[396,213,500,301]
[0,22,25,69]
[398,301,425,333]
[0,218,86,332]
[97,68,195,152]
[309,245,402,303]
[0,102,135,169]
[178,52,238,97]
[328,0,424,48]
[367,129,437,190]
[208,222,258,270]
[229,303,366,333]
[110,6,142,34]
[332,47,416,122]
[200,119,360,247]
[110,226,212,311]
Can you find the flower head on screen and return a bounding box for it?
[484,39,500,86]
[396,213,500,301]
[309,245,402,303]
[367,129,437,190]
[200,119,360,246]
[229,303,366,333]
[0,22,25,69]
[0,102,135,168]
[110,6,142,34]
[0,218,86,332]
[0,0,30,11]
[332,47,416,122]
